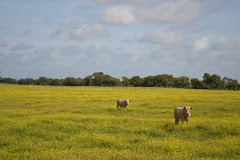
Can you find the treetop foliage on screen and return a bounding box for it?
[0,72,239,90]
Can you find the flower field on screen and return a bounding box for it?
[0,84,239,159]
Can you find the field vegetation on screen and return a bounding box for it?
[0,84,239,159]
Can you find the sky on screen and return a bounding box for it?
[0,0,240,80]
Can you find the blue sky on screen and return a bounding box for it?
[0,0,240,80]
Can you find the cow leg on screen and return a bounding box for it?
[181,118,184,124]
[175,118,179,125]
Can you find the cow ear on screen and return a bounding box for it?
[190,107,193,110]
[183,107,186,110]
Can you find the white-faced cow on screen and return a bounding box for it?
[117,99,130,111]
[174,106,193,125]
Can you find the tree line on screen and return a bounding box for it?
[0,72,239,90]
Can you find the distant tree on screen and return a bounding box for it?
[203,73,224,89]
[191,78,199,89]
[18,78,34,85]
[198,81,209,89]
[0,78,17,84]
[191,78,209,89]
[63,77,77,86]
[129,76,143,87]
[50,79,63,86]
[210,74,224,89]
[226,79,239,90]
[91,72,121,86]
[75,78,83,86]
[122,76,130,86]
[174,76,190,88]
[83,76,93,86]
[92,72,104,86]
[1,72,238,90]
[35,77,51,85]
[102,75,121,86]
[203,73,211,85]
[222,77,230,86]
[154,74,174,87]
[142,76,155,87]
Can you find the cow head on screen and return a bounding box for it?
[183,106,193,117]
[125,100,130,105]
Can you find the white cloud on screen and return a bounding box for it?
[86,44,114,58]
[4,46,53,65]
[98,6,136,24]
[194,37,208,50]
[53,46,87,66]
[194,37,239,54]
[138,0,207,24]
[70,24,109,41]
[60,46,85,56]
[190,36,240,71]
[96,0,217,25]
[51,18,76,38]
[140,29,183,45]
[6,43,36,61]
[210,37,239,52]
[123,35,139,44]
[10,43,34,52]
[51,19,109,41]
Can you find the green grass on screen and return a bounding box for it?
[0,84,239,159]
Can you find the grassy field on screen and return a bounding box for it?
[0,84,239,159]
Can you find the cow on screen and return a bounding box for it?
[174,106,193,125]
[117,99,130,111]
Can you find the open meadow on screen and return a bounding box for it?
[0,84,239,159]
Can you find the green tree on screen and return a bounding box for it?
[50,79,63,86]
[122,76,130,86]
[203,73,211,84]
[227,79,239,90]
[203,73,224,89]
[222,77,230,86]
[174,76,190,88]
[211,74,224,89]
[129,76,143,87]
[142,76,155,87]
[18,78,34,85]
[92,72,104,86]
[191,78,209,89]
[0,78,17,84]
[63,77,77,86]
[154,74,174,87]
[102,75,121,86]
[92,72,121,86]
[34,77,51,85]
[83,76,93,86]
[75,78,83,86]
